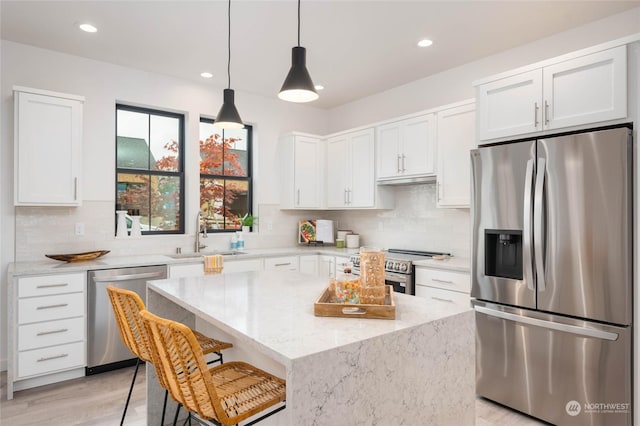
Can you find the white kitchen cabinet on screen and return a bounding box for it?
[436,102,476,208]
[376,113,437,181]
[279,133,324,209]
[327,128,390,209]
[415,266,470,308]
[14,87,84,206]
[477,45,626,141]
[169,258,264,278]
[318,255,336,279]
[8,272,86,399]
[299,255,318,276]
[264,256,299,271]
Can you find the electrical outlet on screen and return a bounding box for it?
[266,220,273,231]
[75,222,85,236]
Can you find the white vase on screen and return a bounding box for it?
[242,226,250,233]
[116,210,128,238]
[130,216,142,238]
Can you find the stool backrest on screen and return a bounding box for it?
[106,285,151,362]
[140,309,227,424]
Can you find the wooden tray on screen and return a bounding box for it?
[45,250,110,262]
[314,285,395,320]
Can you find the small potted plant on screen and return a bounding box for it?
[241,214,256,233]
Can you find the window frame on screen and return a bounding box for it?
[115,104,185,235]
[199,118,253,233]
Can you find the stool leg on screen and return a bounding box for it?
[120,358,140,426]
[161,389,168,426]
[172,403,181,426]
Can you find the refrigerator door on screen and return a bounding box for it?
[471,140,536,308]
[474,301,632,426]
[536,127,632,325]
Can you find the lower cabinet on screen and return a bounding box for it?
[264,256,299,271]
[299,255,318,276]
[8,272,86,399]
[169,258,264,278]
[415,267,470,307]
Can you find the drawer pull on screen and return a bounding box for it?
[36,283,69,289]
[431,296,454,304]
[36,328,69,336]
[432,279,455,285]
[274,262,291,267]
[37,353,69,362]
[36,303,68,310]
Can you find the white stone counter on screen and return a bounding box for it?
[146,270,475,425]
[413,255,470,272]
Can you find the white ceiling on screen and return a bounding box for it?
[2,1,639,109]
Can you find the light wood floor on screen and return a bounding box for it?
[1,367,547,425]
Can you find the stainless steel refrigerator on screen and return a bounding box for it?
[471,126,633,426]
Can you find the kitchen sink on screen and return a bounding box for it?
[168,251,247,259]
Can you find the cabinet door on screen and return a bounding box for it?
[264,256,299,271]
[326,136,349,208]
[348,129,375,208]
[15,91,83,206]
[224,258,264,273]
[543,46,626,130]
[294,136,321,208]
[318,255,336,279]
[415,285,470,307]
[436,103,476,208]
[401,114,436,176]
[478,69,542,141]
[376,123,401,179]
[169,264,204,278]
[299,255,318,276]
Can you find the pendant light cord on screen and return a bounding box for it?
[227,0,231,89]
[297,0,301,47]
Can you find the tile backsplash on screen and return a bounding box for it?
[15,184,470,261]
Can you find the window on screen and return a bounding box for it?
[199,119,252,232]
[116,104,184,234]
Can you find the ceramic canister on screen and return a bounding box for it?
[345,234,360,248]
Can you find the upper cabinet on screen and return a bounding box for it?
[376,113,437,182]
[279,133,324,209]
[477,45,627,141]
[327,128,392,209]
[14,87,84,206]
[436,101,476,208]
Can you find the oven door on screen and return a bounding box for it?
[354,267,412,295]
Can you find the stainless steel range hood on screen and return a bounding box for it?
[376,175,437,185]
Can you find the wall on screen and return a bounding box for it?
[0,40,330,368]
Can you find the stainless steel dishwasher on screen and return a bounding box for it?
[86,265,167,375]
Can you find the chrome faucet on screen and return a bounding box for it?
[195,211,208,253]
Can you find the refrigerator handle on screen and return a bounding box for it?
[523,159,535,291]
[475,306,619,341]
[534,158,546,292]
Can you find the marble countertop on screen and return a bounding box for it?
[148,270,471,366]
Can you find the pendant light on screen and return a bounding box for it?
[214,0,244,129]
[278,0,319,103]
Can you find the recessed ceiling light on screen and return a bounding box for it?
[315,85,324,91]
[417,39,433,48]
[200,72,213,78]
[78,23,98,33]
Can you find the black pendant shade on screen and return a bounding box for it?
[213,89,244,129]
[279,46,319,103]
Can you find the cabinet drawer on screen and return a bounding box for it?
[415,286,470,307]
[18,317,84,351]
[18,341,85,379]
[415,268,470,293]
[18,293,85,324]
[18,273,84,298]
[264,256,299,271]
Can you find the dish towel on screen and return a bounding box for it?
[204,255,224,274]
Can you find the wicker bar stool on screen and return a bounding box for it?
[140,309,286,426]
[106,285,233,425]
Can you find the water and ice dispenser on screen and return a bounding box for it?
[484,230,523,280]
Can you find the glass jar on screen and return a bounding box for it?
[334,261,360,304]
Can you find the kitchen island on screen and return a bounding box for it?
[146,270,475,425]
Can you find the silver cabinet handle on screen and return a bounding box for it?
[544,100,550,125]
[397,155,402,173]
[296,189,300,205]
[274,262,292,267]
[523,159,535,291]
[534,157,546,292]
[431,296,454,303]
[402,154,406,172]
[432,278,454,284]
[37,303,68,310]
[92,271,163,282]
[534,102,539,127]
[344,189,348,204]
[37,353,69,362]
[36,283,68,289]
[74,177,78,200]
[347,188,352,204]
[37,328,68,336]
[475,306,618,341]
